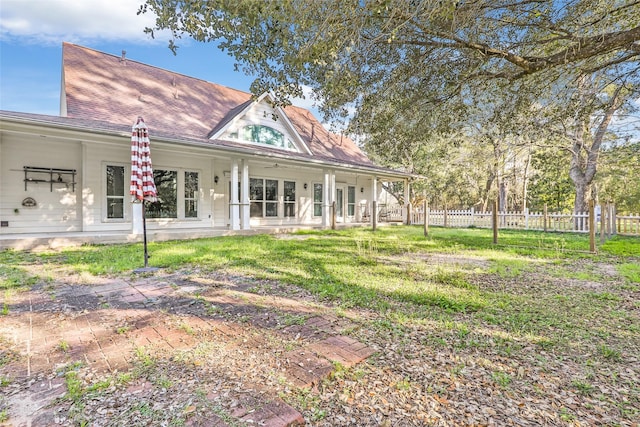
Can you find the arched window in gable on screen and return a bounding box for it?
[229,125,297,151]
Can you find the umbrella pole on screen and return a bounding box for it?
[133,201,158,273]
[142,202,149,268]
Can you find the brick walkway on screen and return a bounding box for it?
[0,273,376,426]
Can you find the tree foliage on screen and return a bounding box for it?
[139,0,640,211]
[140,0,639,109]
[597,140,640,213]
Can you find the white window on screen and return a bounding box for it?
[147,169,178,218]
[313,183,323,217]
[250,178,278,217]
[229,125,297,151]
[145,169,200,219]
[184,171,199,218]
[348,186,356,217]
[284,181,296,217]
[106,165,125,219]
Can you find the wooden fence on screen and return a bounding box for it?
[617,214,640,235]
[378,204,640,236]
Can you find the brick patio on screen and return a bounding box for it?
[0,272,377,426]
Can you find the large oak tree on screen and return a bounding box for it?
[140,0,640,212]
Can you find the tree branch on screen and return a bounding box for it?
[401,25,640,79]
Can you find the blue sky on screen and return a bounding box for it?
[1,0,635,140]
[0,0,315,116]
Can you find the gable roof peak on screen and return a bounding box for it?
[208,92,313,155]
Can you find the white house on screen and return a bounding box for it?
[0,43,410,250]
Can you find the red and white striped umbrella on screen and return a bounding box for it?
[130,116,157,203]
[130,116,157,271]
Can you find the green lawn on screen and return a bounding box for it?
[2,226,639,423]
[3,227,638,323]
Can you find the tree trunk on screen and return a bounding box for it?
[380,182,403,205]
[568,78,624,224]
[572,176,590,214]
[482,172,495,212]
[499,180,508,212]
[569,116,591,217]
[483,136,503,212]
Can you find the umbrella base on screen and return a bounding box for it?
[133,266,160,273]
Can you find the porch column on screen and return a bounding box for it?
[210,158,216,227]
[330,169,337,227]
[403,178,410,223]
[81,142,88,231]
[230,159,240,230]
[372,176,378,226]
[330,169,336,206]
[132,203,144,234]
[240,159,250,229]
[322,169,330,228]
[355,177,362,222]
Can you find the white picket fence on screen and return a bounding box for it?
[617,214,640,235]
[378,204,640,236]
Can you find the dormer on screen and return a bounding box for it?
[208,93,312,155]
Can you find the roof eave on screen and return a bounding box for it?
[0,111,411,179]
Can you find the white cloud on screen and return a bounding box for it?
[0,0,162,44]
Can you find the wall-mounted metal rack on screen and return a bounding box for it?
[23,166,76,192]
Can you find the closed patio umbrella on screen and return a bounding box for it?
[130,116,158,272]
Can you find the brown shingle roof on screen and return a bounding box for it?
[62,42,373,166]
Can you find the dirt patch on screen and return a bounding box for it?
[1,255,638,426]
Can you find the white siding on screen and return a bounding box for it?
[1,133,82,234]
[1,123,377,237]
[240,103,291,136]
[81,140,217,232]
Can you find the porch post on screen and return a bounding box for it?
[403,178,410,224]
[132,203,144,234]
[322,169,330,228]
[330,169,336,222]
[372,176,378,228]
[240,159,250,229]
[589,200,596,253]
[81,142,88,231]
[230,159,240,230]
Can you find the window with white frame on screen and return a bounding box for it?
[250,178,278,217]
[106,165,125,219]
[229,125,298,151]
[184,171,198,218]
[284,181,296,217]
[313,183,323,217]
[147,169,178,218]
[347,186,356,217]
